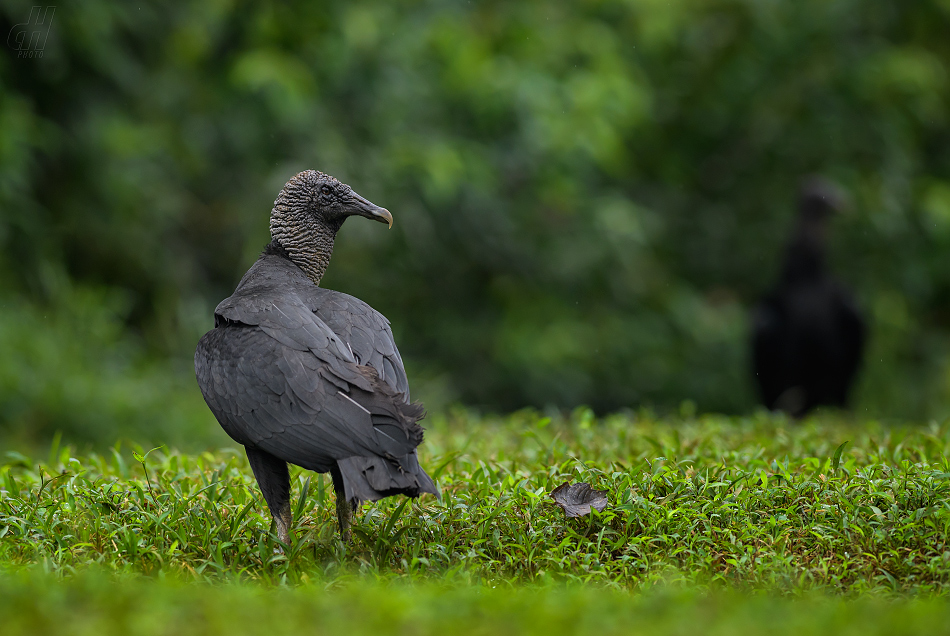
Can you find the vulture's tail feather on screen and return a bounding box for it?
[336,452,440,503]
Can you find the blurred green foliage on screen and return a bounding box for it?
[5,570,950,636]
[1,0,949,444]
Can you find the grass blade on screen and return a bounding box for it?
[832,440,850,474]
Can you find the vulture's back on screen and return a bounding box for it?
[195,253,437,501]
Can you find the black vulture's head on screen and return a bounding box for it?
[798,176,847,222]
[269,170,392,283]
[271,170,392,236]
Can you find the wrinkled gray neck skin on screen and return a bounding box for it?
[269,180,343,286]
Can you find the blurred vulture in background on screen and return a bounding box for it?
[751,177,866,417]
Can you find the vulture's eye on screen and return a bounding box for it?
[320,185,332,196]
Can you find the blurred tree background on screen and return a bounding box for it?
[1,0,949,447]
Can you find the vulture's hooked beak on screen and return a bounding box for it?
[349,192,393,228]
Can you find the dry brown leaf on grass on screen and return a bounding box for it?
[550,482,609,518]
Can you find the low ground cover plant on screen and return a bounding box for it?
[2,410,950,633]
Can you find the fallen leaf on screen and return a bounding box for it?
[550,482,609,518]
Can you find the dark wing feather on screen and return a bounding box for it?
[751,296,787,409]
[304,287,411,399]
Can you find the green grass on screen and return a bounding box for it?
[3,409,950,632]
[4,570,950,636]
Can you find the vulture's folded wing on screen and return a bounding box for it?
[305,287,410,399]
[751,297,788,407]
[197,267,421,460]
[196,324,425,473]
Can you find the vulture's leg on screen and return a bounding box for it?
[245,447,292,545]
[330,465,359,543]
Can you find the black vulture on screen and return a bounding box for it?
[195,170,438,543]
[751,177,866,417]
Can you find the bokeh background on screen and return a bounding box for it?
[1,0,949,449]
